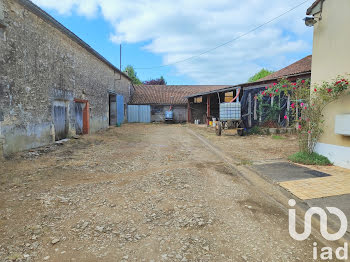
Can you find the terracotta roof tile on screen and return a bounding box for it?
[258,55,312,82]
[130,85,231,105]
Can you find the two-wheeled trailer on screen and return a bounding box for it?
[215,102,246,136]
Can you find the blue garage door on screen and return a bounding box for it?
[127,105,151,123]
[117,95,124,125]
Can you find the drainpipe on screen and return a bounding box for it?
[207,94,211,125]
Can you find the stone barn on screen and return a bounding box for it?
[0,0,133,157]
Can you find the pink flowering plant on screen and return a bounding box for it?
[257,78,310,128]
[257,76,350,153]
[301,76,350,152]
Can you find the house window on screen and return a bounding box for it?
[224,91,234,102]
[194,96,202,103]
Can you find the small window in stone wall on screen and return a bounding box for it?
[0,111,3,122]
[194,96,202,103]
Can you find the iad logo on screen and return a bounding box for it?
[288,199,349,260]
[288,199,348,241]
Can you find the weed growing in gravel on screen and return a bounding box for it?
[271,135,286,140]
[237,160,253,166]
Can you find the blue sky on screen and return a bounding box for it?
[33,0,314,85]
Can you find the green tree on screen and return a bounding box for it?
[124,65,142,85]
[248,69,274,82]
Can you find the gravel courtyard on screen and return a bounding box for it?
[0,124,323,262]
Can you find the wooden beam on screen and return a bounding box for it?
[248,93,252,127]
[287,95,290,127]
[207,95,211,125]
[187,100,192,123]
[254,96,257,121]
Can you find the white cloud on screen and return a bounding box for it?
[31,0,313,84]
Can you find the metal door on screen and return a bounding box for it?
[53,101,67,141]
[109,94,117,126]
[117,95,124,125]
[127,105,139,123]
[138,105,151,123]
[75,102,85,135]
[127,105,151,123]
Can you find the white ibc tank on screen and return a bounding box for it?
[219,102,241,121]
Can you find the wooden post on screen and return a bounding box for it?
[187,100,191,123]
[206,95,211,125]
[83,102,90,134]
[287,95,290,127]
[259,102,262,124]
[278,94,281,125]
[254,96,257,121]
[248,93,252,127]
[296,96,299,129]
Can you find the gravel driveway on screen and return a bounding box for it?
[0,124,323,261]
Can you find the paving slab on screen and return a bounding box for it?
[252,162,330,183]
[306,194,350,233]
[280,174,350,200]
[252,161,350,237]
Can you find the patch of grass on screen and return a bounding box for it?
[288,152,332,166]
[271,135,286,140]
[237,159,253,166]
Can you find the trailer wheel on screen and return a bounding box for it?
[237,128,245,136]
[216,122,222,136]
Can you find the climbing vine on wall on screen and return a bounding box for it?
[300,77,350,153]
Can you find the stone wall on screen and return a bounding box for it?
[0,0,133,156]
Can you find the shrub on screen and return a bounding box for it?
[248,126,263,135]
[288,152,332,166]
